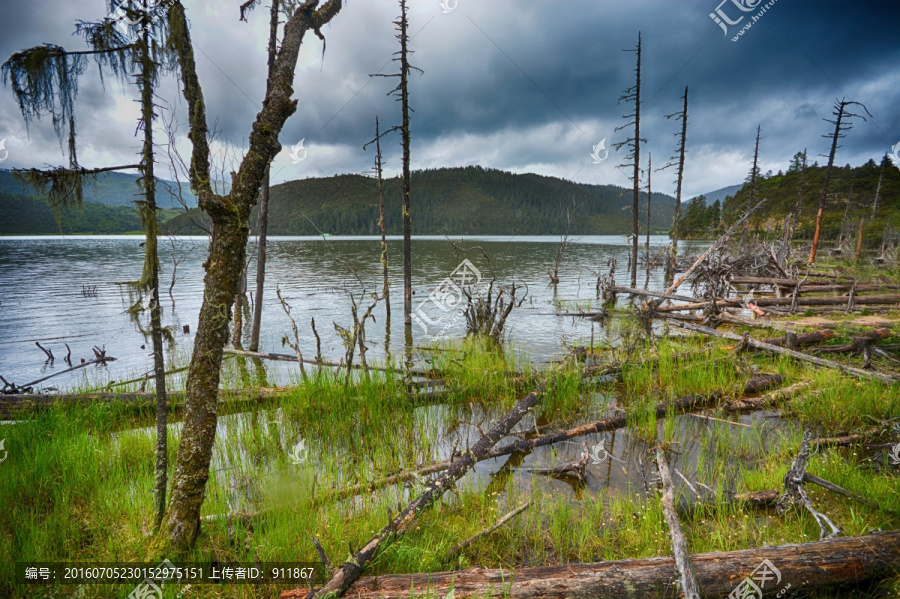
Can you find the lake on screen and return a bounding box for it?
[0,235,706,391]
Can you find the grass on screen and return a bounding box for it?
[1,324,899,598]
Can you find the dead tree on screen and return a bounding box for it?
[142,0,346,553]
[809,98,872,263]
[777,430,840,539]
[614,32,644,288]
[645,152,652,275]
[662,85,688,276]
[871,154,886,218]
[788,148,807,249]
[3,0,176,529]
[740,125,761,246]
[363,116,396,322]
[372,0,420,328]
[240,0,282,352]
[275,285,308,381]
[549,196,576,284]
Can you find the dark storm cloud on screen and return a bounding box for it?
[1,0,898,199]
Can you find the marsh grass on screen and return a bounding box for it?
[1,326,898,598]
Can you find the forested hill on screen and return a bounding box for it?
[678,154,900,240]
[163,166,675,236]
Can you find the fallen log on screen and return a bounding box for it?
[208,375,785,525]
[669,320,899,384]
[760,329,835,348]
[813,426,885,447]
[0,387,289,418]
[306,381,549,598]
[610,286,703,304]
[223,348,433,377]
[721,380,813,413]
[655,293,900,313]
[656,448,701,599]
[304,531,900,599]
[809,328,893,354]
[481,374,783,461]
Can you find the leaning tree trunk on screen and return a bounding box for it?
[248,0,280,352]
[810,104,846,264]
[153,0,344,554]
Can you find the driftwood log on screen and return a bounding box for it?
[285,531,900,599]
[669,320,899,384]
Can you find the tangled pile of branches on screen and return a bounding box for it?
[462,279,527,339]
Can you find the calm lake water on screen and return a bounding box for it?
[0,235,706,391]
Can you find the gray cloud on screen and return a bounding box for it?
[1,0,898,201]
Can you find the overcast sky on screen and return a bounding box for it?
[1,0,898,199]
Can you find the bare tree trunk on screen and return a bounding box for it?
[231,264,247,347]
[740,125,760,247]
[855,217,866,264]
[375,116,390,321]
[153,0,344,554]
[631,33,642,288]
[398,0,413,326]
[645,152,652,276]
[669,86,688,275]
[810,100,858,263]
[790,148,807,245]
[139,20,169,531]
[249,0,280,352]
[871,159,884,218]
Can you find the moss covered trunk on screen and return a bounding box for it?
[155,0,344,554]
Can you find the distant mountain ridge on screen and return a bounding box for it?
[164,166,677,236]
[698,183,743,205]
